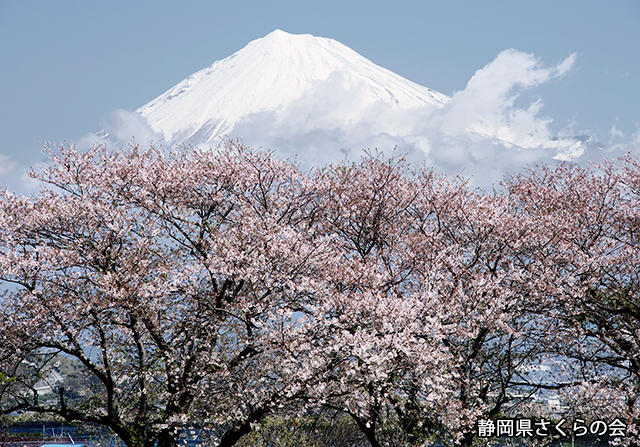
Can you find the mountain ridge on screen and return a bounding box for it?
[137,29,450,147]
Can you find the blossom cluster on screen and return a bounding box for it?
[0,141,638,447]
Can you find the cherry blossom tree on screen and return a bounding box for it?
[399,167,569,446]
[3,140,638,447]
[277,156,564,447]
[298,157,456,447]
[506,158,640,444]
[0,141,337,447]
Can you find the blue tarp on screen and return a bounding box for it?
[40,444,88,447]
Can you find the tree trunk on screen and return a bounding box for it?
[217,406,269,447]
[455,429,475,447]
[352,416,381,447]
[155,428,179,447]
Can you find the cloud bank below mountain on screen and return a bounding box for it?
[225,49,586,186]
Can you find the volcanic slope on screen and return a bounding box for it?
[138,29,449,150]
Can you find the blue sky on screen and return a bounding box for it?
[1,0,638,191]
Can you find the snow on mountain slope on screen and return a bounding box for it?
[138,30,449,148]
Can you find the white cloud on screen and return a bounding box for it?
[437,50,577,151]
[77,109,163,149]
[593,123,640,156]
[230,49,582,186]
[0,155,16,178]
[0,155,41,195]
[633,131,640,151]
[610,124,624,140]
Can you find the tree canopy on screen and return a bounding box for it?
[0,141,638,447]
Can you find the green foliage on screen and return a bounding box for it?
[235,415,368,447]
[0,372,15,385]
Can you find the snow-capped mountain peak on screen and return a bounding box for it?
[137,29,449,147]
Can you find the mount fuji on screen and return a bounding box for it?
[138,29,449,150]
[107,30,588,183]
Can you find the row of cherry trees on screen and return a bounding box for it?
[0,141,638,447]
